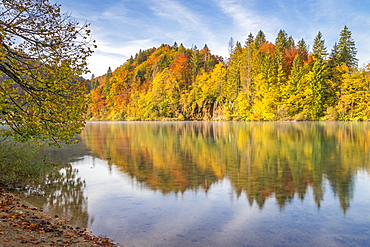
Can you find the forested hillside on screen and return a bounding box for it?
[88,26,370,121]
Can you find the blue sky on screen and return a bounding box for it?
[55,0,370,77]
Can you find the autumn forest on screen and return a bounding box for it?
[88,26,369,121]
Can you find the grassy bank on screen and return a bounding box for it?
[0,139,58,187]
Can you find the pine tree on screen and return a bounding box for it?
[190,46,201,81]
[281,54,304,118]
[245,33,254,47]
[254,30,266,50]
[309,59,327,118]
[275,30,289,86]
[329,42,338,62]
[289,55,304,93]
[287,36,295,48]
[107,67,112,76]
[104,67,113,93]
[297,39,309,61]
[312,31,328,60]
[275,30,289,50]
[335,26,358,67]
[242,33,254,104]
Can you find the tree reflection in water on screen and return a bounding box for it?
[81,122,370,213]
[17,163,90,228]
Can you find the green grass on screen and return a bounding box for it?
[0,139,59,187]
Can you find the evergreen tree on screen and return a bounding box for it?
[89,74,98,91]
[288,55,304,93]
[329,42,338,62]
[234,41,242,54]
[107,67,112,76]
[297,39,309,61]
[242,33,254,103]
[335,26,358,67]
[178,43,186,53]
[309,59,327,118]
[104,67,113,93]
[287,36,295,48]
[312,31,328,60]
[275,29,289,50]
[254,30,266,50]
[275,30,289,86]
[158,54,170,71]
[227,43,242,102]
[245,33,254,47]
[190,46,201,81]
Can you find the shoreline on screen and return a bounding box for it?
[0,182,121,247]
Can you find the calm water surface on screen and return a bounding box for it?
[21,122,370,246]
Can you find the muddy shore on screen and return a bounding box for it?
[0,182,121,247]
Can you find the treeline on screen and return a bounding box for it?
[88,26,370,121]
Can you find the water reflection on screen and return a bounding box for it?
[81,121,370,213]
[17,155,90,227]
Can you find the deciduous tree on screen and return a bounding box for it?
[0,0,95,144]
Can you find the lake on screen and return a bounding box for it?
[20,121,370,246]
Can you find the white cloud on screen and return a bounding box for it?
[101,3,129,22]
[150,0,198,27]
[218,0,260,31]
[216,0,282,43]
[148,0,216,43]
[87,39,159,77]
[87,52,122,78]
[97,39,155,57]
[309,0,346,22]
[60,0,370,76]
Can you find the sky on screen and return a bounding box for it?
[55,0,370,77]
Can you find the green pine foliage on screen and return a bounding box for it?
[88,26,370,121]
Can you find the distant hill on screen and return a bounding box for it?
[87,28,370,121]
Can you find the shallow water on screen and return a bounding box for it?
[22,122,370,246]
